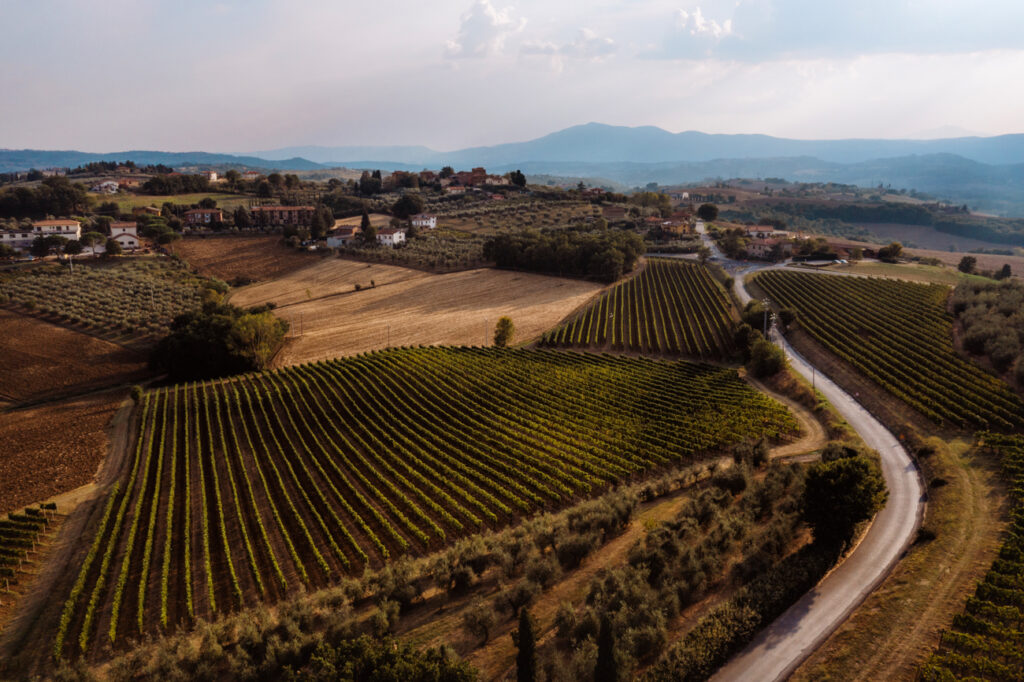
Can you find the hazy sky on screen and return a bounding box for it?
[2,0,1022,151]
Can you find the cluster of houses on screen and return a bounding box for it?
[325,213,436,249]
[0,219,138,254]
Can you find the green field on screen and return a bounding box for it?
[809,261,992,286]
[97,192,253,213]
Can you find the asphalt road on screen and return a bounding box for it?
[711,270,925,681]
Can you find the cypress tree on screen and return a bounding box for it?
[515,608,537,682]
[595,614,618,682]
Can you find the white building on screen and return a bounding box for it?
[377,228,406,247]
[0,219,81,252]
[326,225,360,248]
[410,213,437,230]
[110,221,139,250]
[90,180,120,194]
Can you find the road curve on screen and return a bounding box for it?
[711,270,925,682]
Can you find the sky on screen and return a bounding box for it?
[1,0,1022,152]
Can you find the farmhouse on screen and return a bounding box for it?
[117,177,142,189]
[110,222,139,250]
[184,208,224,226]
[90,180,119,194]
[0,219,82,251]
[377,227,406,247]
[326,225,360,247]
[133,206,161,217]
[249,205,315,226]
[410,213,437,230]
[747,238,793,260]
[200,170,219,182]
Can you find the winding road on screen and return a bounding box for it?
[706,259,926,681]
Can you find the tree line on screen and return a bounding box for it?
[484,229,645,283]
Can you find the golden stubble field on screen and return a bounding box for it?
[230,258,603,366]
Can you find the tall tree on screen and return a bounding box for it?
[494,317,515,347]
[595,614,619,682]
[696,203,719,221]
[802,455,887,546]
[233,205,252,229]
[514,609,537,682]
[958,255,977,274]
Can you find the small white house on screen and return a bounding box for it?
[377,228,406,247]
[110,221,139,250]
[90,180,120,194]
[326,225,361,248]
[410,213,437,230]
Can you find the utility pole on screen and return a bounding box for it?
[762,297,771,337]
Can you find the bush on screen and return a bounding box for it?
[748,338,785,378]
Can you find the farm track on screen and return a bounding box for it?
[713,267,926,682]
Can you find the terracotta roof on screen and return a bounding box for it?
[249,205,315,212]
[378,228,406,236]
[184,209,223,215]
[110,222,136,229]
[33,219,80,226]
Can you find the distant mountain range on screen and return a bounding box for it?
[3,123,1023,215]
[252,123,1024,167]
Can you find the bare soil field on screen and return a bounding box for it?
[853,222,1011,252]
[0,310,147,404]
[168,235,320,283]
[905,247,1024,277]
[230,261,603,366]
[0,391,124,515]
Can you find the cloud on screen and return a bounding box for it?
[675,7,732,39]
[522,28,615,58]
[444,0,525,59]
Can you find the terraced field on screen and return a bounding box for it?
[542,258,737,359]
[53,347,797,658]
[754,270,1024,430]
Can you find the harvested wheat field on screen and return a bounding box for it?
[0,310,147,404]
[0,391,123,514]
[230,258,423,308]
[169,235,319,282]
[231,260,603,365]
[333,212,393,228]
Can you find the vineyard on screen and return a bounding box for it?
[1,505,56,584]
[429,197,602,233]
[753,270,1024,431]
[541,258,737,359]
[920,433,1024,681]
[0,260,207,340]
[53,346,796,658]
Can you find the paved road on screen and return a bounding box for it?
[711,270,926,681]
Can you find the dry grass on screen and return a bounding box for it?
[229,260,603,366]
[332,213,393,228]
[168,235,320,283]
[0,310,147,404]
